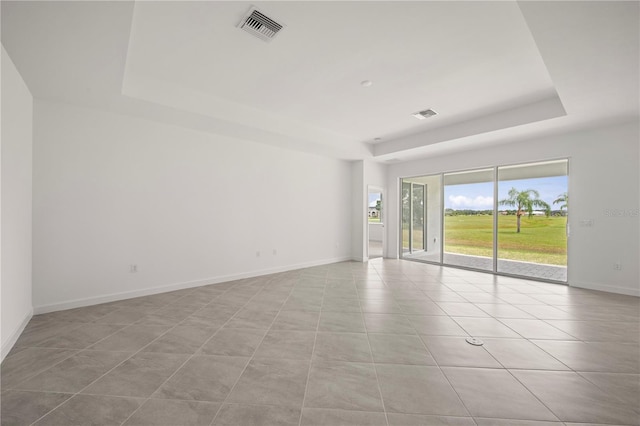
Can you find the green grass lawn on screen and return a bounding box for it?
[444,215,567,265]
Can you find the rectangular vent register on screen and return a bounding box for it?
[238,7,284,42]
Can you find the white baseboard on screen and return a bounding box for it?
[34,256,352,315]
[570,280,640,297]
[1,308,33,362]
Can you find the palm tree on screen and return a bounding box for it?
[553,192,568,212]
[499,188,551,233]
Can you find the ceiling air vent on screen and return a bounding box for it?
[412,109,438,120]
[238,7,284,42]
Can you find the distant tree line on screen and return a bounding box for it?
[445,208,566,217]
[444,209,493,216]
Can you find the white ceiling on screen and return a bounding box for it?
[2,1,638,161]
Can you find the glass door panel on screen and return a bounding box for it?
[402,182,411,253]
[443,169,494,271]
[401,175,441,262]
[412,184,425,251]
[497,160,568,281]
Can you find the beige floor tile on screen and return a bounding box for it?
[368,333,436,365]
[436,302,491,317]
[578,372,640,408]
[514,304,574,320]
[36,323,125,349]
[474,419,563,426]
[271,310,320,331]
[142,325,218,354]
[124,399,220,425]
[395,300,447,315]
[5,261,640,426]
[13,321,84,348]
[15,350,132,393]
[375,364,468,416]
[88,325,171,352]
[442,367,559,421]
[420,336,502,368]
[1,348,77,389]
[300,408,387,426]
[82,352,188,398]
[545,320,640,342]
[153,355,248,402]
[34,394,142,426]
[532,340,640,373]
[318,312,366,333]
[498,319,576,340]
[313,332,372,362]
[360,299,404,314]
[227,358,310,407]
[199,328,266,357]
[321,297,361,313]
[407,315,469,336]
[253,330,315,360]
[213,403,300,426]
[453,317,522,338]
[386,413,475,425]
[224,308,279,329]
[0,390,72,426]
[474,303,535,319]
[364,314,416,334]
[511,369,640,424]
[481,338,570,370]
[305,361,384,412]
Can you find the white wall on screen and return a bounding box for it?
[350,161,365,261]
[32,100,352,312]
[386,122,640,296]
[1,47,34,360]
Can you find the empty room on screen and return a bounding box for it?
[1,1,639,425]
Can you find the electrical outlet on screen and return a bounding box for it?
[256,251,261,257]
[130,264,137,273]
[614,262,622,270]
[273,249,277,255]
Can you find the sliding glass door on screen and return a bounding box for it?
[400,160,568,283]
[497,160,568,281]
[401,175,441,263]
[443,169,494,271]
[401,181,425,254]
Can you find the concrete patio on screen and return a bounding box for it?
[402,251,567,282]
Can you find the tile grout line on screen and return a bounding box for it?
[5,260,638,425]
[26,285,236,426]
[359,269,391,426]
[10,297,195,424]
[208,273,304,426]
[4,309,136,389]
[296,271,327,426]
[399,267,479,426]
[444,274,566,424]
[118,282,262,426]
[125,276,279,425]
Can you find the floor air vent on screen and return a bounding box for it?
[238,7,284,42]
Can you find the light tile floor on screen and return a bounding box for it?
[1,259,639,426]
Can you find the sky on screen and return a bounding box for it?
[367,176,567,210]
[369,193,381,208]
[444,176,568,210]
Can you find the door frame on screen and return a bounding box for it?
[366,186,384,261]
